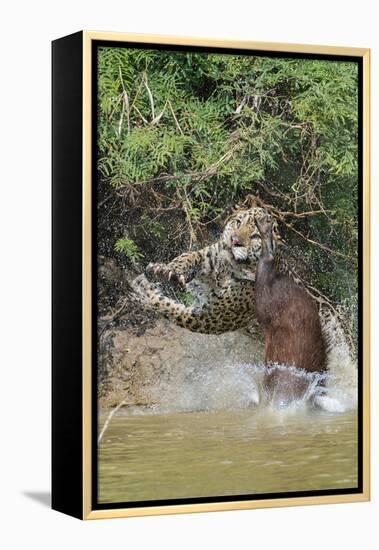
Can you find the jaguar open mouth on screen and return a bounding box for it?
[231,235,241,247]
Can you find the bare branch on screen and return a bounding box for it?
[277,209,335,219]
[245,194,350,260]
[100,297,128,323]
[286,223,349,259]
[123,91,130,134]
[129,76,144,110]
[143,73,155,120]
[151,100,168,125]
[176,187,197,248]
[117,66,131,135]
[114,139,242,192]
[234,96,247,114]
[132,104,149,124]
[167,100,184,135]
[98,400,128,445]
[117,108,124,136]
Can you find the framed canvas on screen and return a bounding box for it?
[52,31,370,520]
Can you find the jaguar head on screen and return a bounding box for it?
[222,207,280,262]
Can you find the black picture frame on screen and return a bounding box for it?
[52,31,370,520]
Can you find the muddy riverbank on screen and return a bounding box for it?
[98,316,264,411]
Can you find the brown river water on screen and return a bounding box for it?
[98,406,358,504]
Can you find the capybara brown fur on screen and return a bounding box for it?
[255,215,327,405]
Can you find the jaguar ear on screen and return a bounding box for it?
[243,194,258,208]
[224,205,238,222]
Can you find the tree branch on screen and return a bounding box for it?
[244,194,350,260]
[98,400,128,445]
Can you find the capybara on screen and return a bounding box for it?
[254,214,327,406]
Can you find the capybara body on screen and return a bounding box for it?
[255,216,327,405]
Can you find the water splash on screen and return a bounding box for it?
[147,360,356,415]
[150,362,264,413]
[142,311,357,415]
[320,310,358,411]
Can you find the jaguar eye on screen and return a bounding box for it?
[251,234,260,240]
[235,219,241,228]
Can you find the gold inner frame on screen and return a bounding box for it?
[82,31,370,520]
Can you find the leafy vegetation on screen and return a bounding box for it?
[97,46,359,309]
[114,237,143,262]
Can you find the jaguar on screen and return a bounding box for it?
[131,206,283,334]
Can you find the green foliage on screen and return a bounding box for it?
[140,215,165,239]
[177,291,194,306]
[98,46,359,305]
[114,237,144,261]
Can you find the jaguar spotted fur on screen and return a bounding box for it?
[131,207,283,334]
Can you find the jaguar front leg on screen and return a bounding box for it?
[146,250,204,287]
[146,261,187,287]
